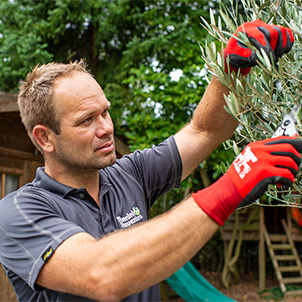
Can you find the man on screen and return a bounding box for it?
[0,20,300,301]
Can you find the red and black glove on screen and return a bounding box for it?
[224,19,294,75]
[192,136,302,226]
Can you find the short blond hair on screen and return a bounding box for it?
[18,60,90,153]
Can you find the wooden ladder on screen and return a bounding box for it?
[264,219,302,295]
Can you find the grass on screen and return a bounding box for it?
[260,285,302,301]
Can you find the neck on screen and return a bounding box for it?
[45,164,100,205]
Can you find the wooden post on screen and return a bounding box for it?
[286,207,292,232]
[259,206,266,291]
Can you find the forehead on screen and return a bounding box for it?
[53,71,102,99]
[53,72,108,113]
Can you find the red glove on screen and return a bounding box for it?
[192,136,302,226]
[224,19,294,75]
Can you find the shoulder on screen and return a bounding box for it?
[101,136,182,196]
[114,136,181,168]
[0,184,56,221]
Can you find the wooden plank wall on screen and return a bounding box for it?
[0,95,43,301]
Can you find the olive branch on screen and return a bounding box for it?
[199,0,302,207]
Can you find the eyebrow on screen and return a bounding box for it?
[76,102,111,123]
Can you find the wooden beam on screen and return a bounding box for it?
[114,135,130,156]
[0,146,43,162]
[0,92,18,113]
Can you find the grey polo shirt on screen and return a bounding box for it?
[0,136,182,302]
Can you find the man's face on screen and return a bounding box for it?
[51,71,116,172]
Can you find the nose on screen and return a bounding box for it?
[95,114,114,138]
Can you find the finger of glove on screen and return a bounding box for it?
[224,19,269,70]
[276,164,299,178]
[253,24,294,58]
[270,165,296,183]
[256,26,278,51]
[248,32,276,63]
[252,153,297,182]
[268,155,299,179]
[264,146,301,169]
[228,29,275,67]
[272,26,294,58]
[237,176,292,209]
[241,20,279,48]
[251,139,302,160]
[239,21,293,64]
[237,19,268,43]
[224,37,254,67]
[273,25,294,46]
[238,20,273,50]
[264,137,302,154]
[230,162,295,201]
[271,150,301,168]
[227,52,256,69]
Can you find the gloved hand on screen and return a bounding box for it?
[192,136,302,226]
[224,19,294,75]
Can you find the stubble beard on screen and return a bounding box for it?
[54,147,117,176]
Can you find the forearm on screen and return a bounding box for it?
[37,197,219,301]
[94,197,218,299]
[191,77,238,142]
[175,77,238,179]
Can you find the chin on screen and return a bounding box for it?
[100,153,116,169]
[108,156,117,166]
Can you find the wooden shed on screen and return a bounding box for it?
[221,204,302,297]
[0,92,44,301]
[0,92,130,301]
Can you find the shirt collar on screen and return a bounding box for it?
[33,167,111,198]
[33,167,77,198]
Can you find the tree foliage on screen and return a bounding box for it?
[0,0,215,143]
[201,0,302,206]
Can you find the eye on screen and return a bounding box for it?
[102,102,111,117]
[82,116,92,124]
[102,108,109,117]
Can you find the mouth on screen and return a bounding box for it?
[95,141,115,153]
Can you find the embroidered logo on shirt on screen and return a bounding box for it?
[42,246,54,263]
[116,206,143,228]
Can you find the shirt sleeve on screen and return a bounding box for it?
[0,189,84,290]
[115,136,183,206]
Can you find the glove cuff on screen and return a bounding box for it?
[192,173,242,226]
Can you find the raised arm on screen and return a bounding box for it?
[174,77,237,180]
[176,19,294,181]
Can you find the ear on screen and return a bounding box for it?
[32,125,56,154]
